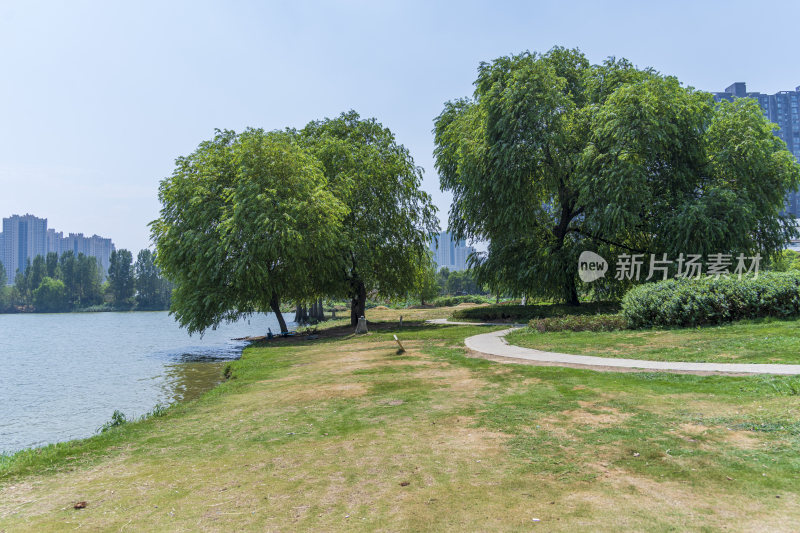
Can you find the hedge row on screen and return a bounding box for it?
[430,295,494,307]
[452,302,620,322]
[622,272,800,328]
[528,314,627,332]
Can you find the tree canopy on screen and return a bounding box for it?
[134,249,173,310]
[108,249,135,306]
[151,129,346,334]
[434,47,800,303]
[298,111,439,325]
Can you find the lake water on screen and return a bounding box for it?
[0,311,290,455]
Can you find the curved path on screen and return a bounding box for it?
[429,319,800,375]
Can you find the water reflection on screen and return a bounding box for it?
[160,361,226,403]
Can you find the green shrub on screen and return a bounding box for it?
[97,410,128,433]
[528,314,627,332]
[622,272,800,328]
[452,301,620,322]
[431,295,493,307]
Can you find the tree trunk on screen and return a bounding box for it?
[350,279,366,327]
[312,298,324,321]
[270,292,288,334]
[565,276,580,306]
[554,198,580,306]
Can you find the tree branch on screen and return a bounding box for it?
[569,227,653,255]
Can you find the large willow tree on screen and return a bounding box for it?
[434,47,800,303]
[299,111,439,326]
[151,129,346,334]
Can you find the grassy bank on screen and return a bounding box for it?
[2,307,800,531]
[506,317,800,364]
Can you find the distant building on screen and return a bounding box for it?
[2,214,48,284]
[713,82,800,214]
[429,231,475,272]
[0,214,116,285]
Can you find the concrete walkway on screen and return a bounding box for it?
[463,328,800,376]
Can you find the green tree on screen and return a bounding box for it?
[0,262,8,311]
[33,277,70,312]
[770,249,800,272]
[12,266,30,308]
[76,253,103,306]
[134,249,172,310]
[434,48,800,303]
[436,267,450,295]
[108,249,135,306]
[413,255,440,305]
[299,111,439,325]
[151,129,346,334]
[31,255,46,291]
[45,252,59,279]
[13,259,33,307]
[58,251,77,305]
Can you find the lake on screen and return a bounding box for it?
[0,311,289,455]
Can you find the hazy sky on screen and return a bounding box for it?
[1,0,799,252]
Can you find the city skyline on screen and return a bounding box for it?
[0,213,115,284]
[1,1,799,253]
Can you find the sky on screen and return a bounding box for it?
[1,0,799,252]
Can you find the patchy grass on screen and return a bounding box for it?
[507,317,800,364]
[2,308,800,531]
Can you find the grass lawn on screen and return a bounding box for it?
[506,317,800,365]
[2,306,800,531]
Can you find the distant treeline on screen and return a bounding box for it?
[0,249,172,313]
[435,267,485,296]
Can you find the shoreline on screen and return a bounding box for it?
[0,358,230,461]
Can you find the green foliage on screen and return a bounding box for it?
[32,277,70,312]
[59,251,103,308]
[0,262,8,312]
[452,301,620,322]
[134,249,172,310]
[45,252,59,278]
[769,249,800,272]
[298,111,439,324]
[98,410,128,433]
[622,272,800,328]
[413,255,440,305]
[30,255,46,290]
[527,313,626,332]
[108,249,135,307]
[430,295,494,307]
[0,249,168,314]
[152,128,346,334]
[434,47,800,303]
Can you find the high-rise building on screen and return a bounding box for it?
[713,83,800,214]
[0,214,116,285]
[2,214,48,284]
[429,231,475,272]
